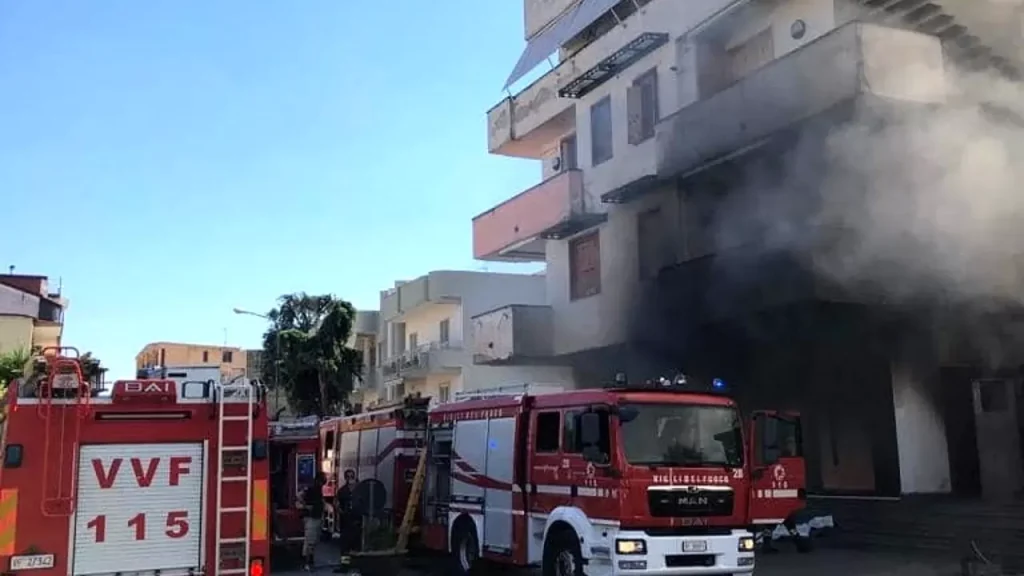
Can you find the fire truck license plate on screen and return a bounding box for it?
[682,541,708,553]
[10,554,55,571]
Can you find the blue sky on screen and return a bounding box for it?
[0,1,545,379]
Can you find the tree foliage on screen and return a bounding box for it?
[261,293,363,417]
[0,348,31,393]
[2,347,106,395]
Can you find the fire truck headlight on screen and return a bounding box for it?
[615,539,646,555]
[738,536,756,552]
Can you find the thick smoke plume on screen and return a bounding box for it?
[715,63,1024,309]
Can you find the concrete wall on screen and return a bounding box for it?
[0,316,34,354]
[0,283,39,318]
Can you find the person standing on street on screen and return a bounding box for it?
[298,472,326,571]
[333,469,359,574]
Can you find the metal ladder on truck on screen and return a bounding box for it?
[38,347,92,517]
[214,382,256,576]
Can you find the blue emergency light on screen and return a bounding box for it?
[609,372,730,394]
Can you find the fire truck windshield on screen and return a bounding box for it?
[619,403,743,468]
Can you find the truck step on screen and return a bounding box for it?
[220,507,247,513]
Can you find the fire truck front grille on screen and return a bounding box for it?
[647,487,734,518]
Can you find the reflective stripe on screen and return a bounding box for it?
[251,480,268,541]
[0,489,17,555]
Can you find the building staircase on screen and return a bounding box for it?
[818,497,1024,568]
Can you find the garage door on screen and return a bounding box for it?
[73,443,205,576]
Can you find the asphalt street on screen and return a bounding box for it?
[275,543,963,576]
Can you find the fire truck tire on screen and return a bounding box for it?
[450,518,481,576]
[542,526,584,576]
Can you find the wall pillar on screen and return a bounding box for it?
[891,335,952,494]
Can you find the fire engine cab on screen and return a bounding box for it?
[0,348,270,576]
[418,376,805,576]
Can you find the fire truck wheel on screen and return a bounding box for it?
[542,527,584,576]
[450,520,480,576]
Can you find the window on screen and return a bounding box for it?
[395,382,406,399]
[560,134,578,170]
[535,412,561,452]
[569,231,602,300]
[222,350,233,364]
[638,208,671,279]
[377,341,385,363]
[628,68,659,145]
[590,96,613,166]
[439,319,450,345]
[408,332,418,352]
[202,350,209,363]
[562,410,581,453]
[438,382,451,403]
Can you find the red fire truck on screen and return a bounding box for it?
[317,397,428,537]
[267,417,320,550]
[0,348,270,576]
[332,376,806,575]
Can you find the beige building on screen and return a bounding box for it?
[0,274,67,354]
[350,271,574,410]
[136,342,247,381]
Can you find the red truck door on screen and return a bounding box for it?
[747,411,805,526]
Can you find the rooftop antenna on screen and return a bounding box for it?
[56,276,63,296]
[7,265,13,274]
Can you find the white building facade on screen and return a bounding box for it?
[474,0,1024,500]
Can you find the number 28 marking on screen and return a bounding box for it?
[86,511,190,542]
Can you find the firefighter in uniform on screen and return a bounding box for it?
[333,469,359,574]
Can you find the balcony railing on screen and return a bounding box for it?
[472,305,557,365]
[379,341,465,381]
[656,23,946,180]
[473,169,605,262]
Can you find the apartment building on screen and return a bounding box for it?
[348,309,381,396]
[135,342,247,381]
[350,271,574,409]
[476,0,1024,501]
[0,274,67,354]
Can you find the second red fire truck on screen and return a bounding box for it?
[0,348,270,576]
[321,375,806,576]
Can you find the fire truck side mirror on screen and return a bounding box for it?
[4,444,23,469]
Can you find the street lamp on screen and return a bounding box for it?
[233,307,281,412]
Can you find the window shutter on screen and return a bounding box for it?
[627,84,643,145]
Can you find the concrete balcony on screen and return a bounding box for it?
[472,305,561,365]
[656,23,947,180]
[473,169,605,262]
[380,342,465,383]
[487,68,576,159]
[380,272,463,321]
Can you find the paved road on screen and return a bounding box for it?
[275,544,961,576]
